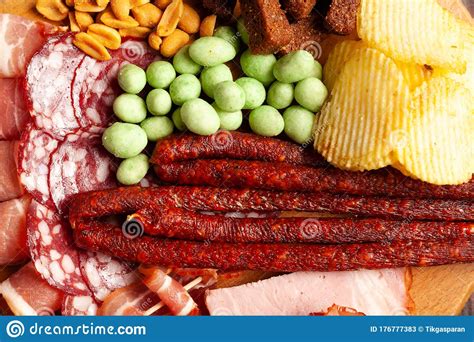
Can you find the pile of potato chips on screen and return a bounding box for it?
[314,0,473,185]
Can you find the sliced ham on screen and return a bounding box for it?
[0,78,30,140]
[0,140,24,202]
[0,14,57,77]
[0,262,63,315]
[0,195,31,265]
[206,268,413,315]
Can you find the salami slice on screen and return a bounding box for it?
[18,124,59,208]
[80,251,139,301]
[62,295,98,316]
[49,129,117,212]
[27,200,90,295]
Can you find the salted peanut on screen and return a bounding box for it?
[119,26,152,38]
[65,0,75,6]
[87,23,121,49]
[154,0,171,9]
[68,12,80,31]
[73,32,111,60]
[130,0,149,7]
[161,28,189,57]
[177,3,200,34]
[199,14,216,37]
[148,31,163,50]
[111,0,131,20]
[75,11,94,31]
[97,0,110,7]
[74,0,107,12]
[157,0,183,37]
[100,7,140,28]
[36,0,69,21]
[131,3,162,28]
[233,0,241,17]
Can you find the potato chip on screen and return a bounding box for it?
[394,61,432,90]
[358,0,468,72]
[394,77,473,185]
[323,40,366,92]
[314,47,410,171]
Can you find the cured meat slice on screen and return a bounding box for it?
[18,124,59,208]
[49,130,117,212]
[206,268,413,315]
[62,295,98,316]
[0,262,64,315]
[310,304,366,316]
[0,140,24,202]
[0,78,30,140]
[0,14,57,77]
[27,200,90,295]
[26,33,83,137]
[80,251,139,301]
[0,195,31,265]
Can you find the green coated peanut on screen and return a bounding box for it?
[102,122,148,158]
[112,93,147,123]
[140,116,174,141]
[116,154,149,185]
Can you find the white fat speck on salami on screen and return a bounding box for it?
[49,129,117,212]
[26,200,90,295]
[80,251,139,302]
[18,124,59,209]
[62,295,98,316]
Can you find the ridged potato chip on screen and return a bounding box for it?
[314,47,410,171]
[394,77,473,185]
[394,61,432,90]
[358,0,468,72]
[323,40,366,92]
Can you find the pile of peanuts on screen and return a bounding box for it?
[35,0,217,60]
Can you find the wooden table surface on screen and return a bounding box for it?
[0,0,472,315]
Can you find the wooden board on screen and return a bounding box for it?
[0,0,472,316]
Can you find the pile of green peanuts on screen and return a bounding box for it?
[102,23,328,185]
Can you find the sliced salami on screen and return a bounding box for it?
[26,200,90,295]
[62,295,98,316]
[80,251,139,302]
[49,129,117,212]
[18,124,59,208]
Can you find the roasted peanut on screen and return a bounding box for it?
[36,0,69,21]
[130,0,149,7]
[97,0,110,7]
[157,0,183,37]
[177,3,199,34]
[65,0,75,6]
[73,32,111,60]
[68,12,80,31]
[131,3,162,28]
[233,0,241,17]
[119,26,151,38]
[87,23,121,49]
[100,7,139,28]
[75,11,94,31]
[111,0,131,20]
[154,0,171,9]
[200,14,216,37]
[74,0,107,12]
[148,31,162,50]
[160,28,189,57]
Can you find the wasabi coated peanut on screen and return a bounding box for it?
[235,77,266,110]
[169,74,201,106]
[116,154,149,185]
[273,50,316,83]
[172,108,186,131]
[140,116,174,141]
[102,122,148,159]
[240,49,276,86]
[266,81,294,109]
[249,105,284,137]
[310,60,323,80]
[146,89,172,116]
[237,18,249,45]
[146,61,176,89]
[214,26,241,54]
[113,94,147,123]
[212,102,242,131]
[188,37,237,67]
[213,81,245,112]
[118,64,147,94]
[200,64,233,98]
[173,46,202,75]
[283,105,315,144]
[294,77,328,112]
[181,98,220,135]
